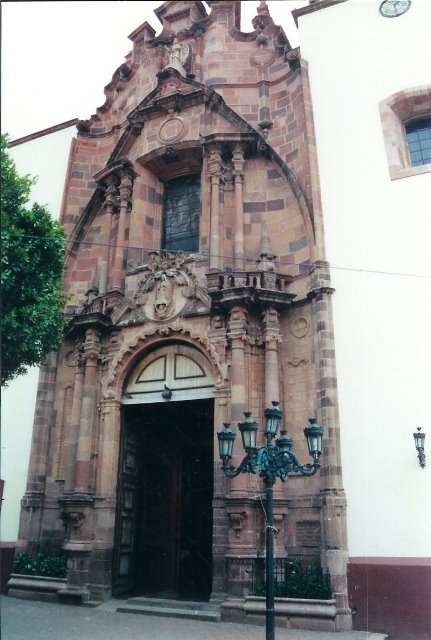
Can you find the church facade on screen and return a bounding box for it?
[15,1,351,629]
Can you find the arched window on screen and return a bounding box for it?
[405,118,431,167]
[379,86,431,180]
[162,175,201,252]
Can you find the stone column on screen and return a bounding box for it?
[261,306,285,507]
[310,261,352,631]
[98,175,117,296]
[207,146,222,270]
[232,144,245,269]
[193,28,205,81]
[96,400,121,498]
[73,329,101,495]
[60,330,102,603]
[227,305,249,497]
[261,307,281,408]
[228,305,249,421]
[16,353,58,550]
[63,354,85,492]
[111,167,134,292]
[224,306,259,592]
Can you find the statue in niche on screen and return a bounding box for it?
[154,274,172,318]
[164,36,189,77]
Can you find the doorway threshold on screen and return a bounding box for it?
[116,597,221,622]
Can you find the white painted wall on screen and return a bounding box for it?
[297,0,431,558]
[1,126,75,543]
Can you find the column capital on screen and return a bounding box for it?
[232,142,245,176]
[261,306,280,334]
[264,334,282,347]
[102,175,119,211]
[228,304,248,329]
[80,327,103,362]
[207,144,223,176]
[118,166,135,208]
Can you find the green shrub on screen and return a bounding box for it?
[254,558,332,600]
[13,552,67,578]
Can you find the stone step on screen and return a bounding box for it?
[117,597,221,623]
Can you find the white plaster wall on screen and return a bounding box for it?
[0,127,75,543]
[297,0,431,558]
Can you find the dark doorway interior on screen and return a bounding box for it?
[114,399,214,602]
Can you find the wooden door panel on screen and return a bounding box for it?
[114,399,214,599]
[140,450,179,595]
[112,428,140,595]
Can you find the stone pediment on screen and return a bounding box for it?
[109,70,261,165]
[129,70,202,125]
[126,68,257,137]
[116,251,211,326]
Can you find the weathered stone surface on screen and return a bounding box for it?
[16,1,349,630]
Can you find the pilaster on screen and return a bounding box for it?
[98,175,117,296]
[232,143,245,269]
[207,145,223,270]
[73,328,102,495]
[63,354,85,492]
[261,306,282,408]
[17,353,58,549]
[111,165,134,292]
[308,260,352,629]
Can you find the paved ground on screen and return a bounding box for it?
[1,596,387,640]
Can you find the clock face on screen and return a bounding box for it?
[379,0,411,17]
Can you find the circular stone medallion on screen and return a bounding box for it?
[158,116,187,144]
[288,317,309,338]
[250,48,276,69]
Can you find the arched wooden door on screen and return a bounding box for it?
[113,344,215,600]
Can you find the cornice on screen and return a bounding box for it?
[292,0,348,27]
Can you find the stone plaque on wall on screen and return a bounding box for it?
[296,521,321,547]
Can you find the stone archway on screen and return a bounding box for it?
[112,342,215,601]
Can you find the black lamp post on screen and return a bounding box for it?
[217,402,324,640]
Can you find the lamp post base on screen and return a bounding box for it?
[265,480,275,640]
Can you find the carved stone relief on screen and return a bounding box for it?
[129,251,211,323]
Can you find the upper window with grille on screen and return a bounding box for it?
[162,175,201,253]
[405,118,431,167]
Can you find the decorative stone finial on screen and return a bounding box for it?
[258,1,270,15]
[257,221,276,272]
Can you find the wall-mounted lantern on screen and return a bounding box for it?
[413,427,426,468]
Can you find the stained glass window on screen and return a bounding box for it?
[163,175,201,252]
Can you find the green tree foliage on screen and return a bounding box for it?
[1,134,68,386]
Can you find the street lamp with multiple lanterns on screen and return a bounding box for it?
[217,402,324,640]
